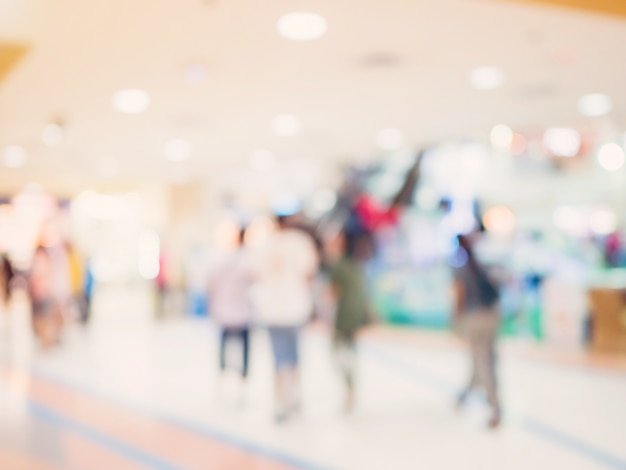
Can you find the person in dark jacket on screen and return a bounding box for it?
[453,233,502,428]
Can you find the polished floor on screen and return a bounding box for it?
[0,287,625,470]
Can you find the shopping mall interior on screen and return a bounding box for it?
[1,0,626,468]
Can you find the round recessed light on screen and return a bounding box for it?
[543,128,581,158]
[250,149,275,172]
[578,93,612,117]
[164,139,191,161]
[511,133,528,156]
[376,128,405,151]
[483,205,516,235]
[184,63,207,84]
[272,114,301,137]
[597,143,625,172]
[2,145,27,168]
[42,123,64,147]
[490,124,513,150]
[553,206,587,236]
[272,192,301,216]
[113,89,151,114]
[277,12,327,41]
[590,208,617,235]
[469,66,505,90]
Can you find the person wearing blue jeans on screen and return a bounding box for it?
[219,328,250,378]
[208,228,253,397]
[250,215,319,423]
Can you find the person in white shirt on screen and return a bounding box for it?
[250,215,319,422]
[208,228,252,382]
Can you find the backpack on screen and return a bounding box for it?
[474,263,500,307]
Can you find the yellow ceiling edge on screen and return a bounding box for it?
[503,0,626,18]
[0,42,29,84]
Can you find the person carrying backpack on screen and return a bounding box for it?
[452,233,502,429]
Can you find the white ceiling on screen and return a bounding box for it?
[1,0,626,192]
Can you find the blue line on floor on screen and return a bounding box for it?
[155,415,333,470]
[29,401,188,470]
[522,419,626,470]
[29,367,332,470]
[361,341,626,470]
[24,338,626,470]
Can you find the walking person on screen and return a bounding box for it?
[28,245,64,349]
[453,233,502,428]
[208,227,252,398]
[65,242,84,321]
[0,252,14,310]
[250,215,319,423]
[155,249,169,318]
[83,259,95,325]
[326,230,372,413]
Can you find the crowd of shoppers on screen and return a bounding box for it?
[11,204,504,429]
[207,211,502,427]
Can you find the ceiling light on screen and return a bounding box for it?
[164,139,191,161]
[578,93,612,117]
[272,114,301,137]
[469,66,505,90]
[277,12,328,41]
[543,128,581,158]
[272,192,301,216]
[250,149,275,172]
[2,146,27,168]
[553,206,587,236]
[113,89,151,114]
[597,143,625,172]
[483,205,515,235]
[590,208,617,235]
[138,230,160,280]
[490,124,513,150]
[184,63,207,84]
[93,195,124,221]
[376,128,405,151]
[42,123,64,147]
[511,133,528,156]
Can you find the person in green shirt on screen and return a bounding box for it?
[326,230,372,412]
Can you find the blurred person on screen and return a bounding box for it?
[208,227,252,395]
[605,232,622,268]
[250,214,319,423]
[82,258,95,324]
[155,249,169,318]
[0,252,15,309]
[65,242,85,321]
[322,149,426,262]
[186,244,209,317]
[453,233,502,429]
[326,230,372,412]
[28,245,65,349]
